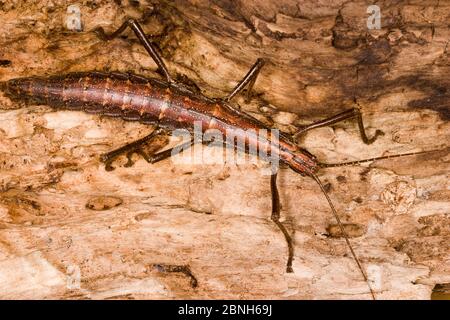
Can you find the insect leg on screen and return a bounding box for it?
[100,128,168,171]
[139,137,195,164]
[151,263,198,288]
[223,58,265,102]
[271,171,294,273]
[94,18,173,83]
[293,108,384,145]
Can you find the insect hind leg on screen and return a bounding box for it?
[93,18,173,83]
[101,128,168,171]
[151,263,198,288]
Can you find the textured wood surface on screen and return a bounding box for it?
[0,0,448,299]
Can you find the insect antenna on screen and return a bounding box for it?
[311,173,376,300]
[318,147,448,168]
[311,146,447,299]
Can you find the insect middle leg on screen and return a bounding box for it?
[293,108,384,145]
[271,171,294,273]
[223,58,265,103]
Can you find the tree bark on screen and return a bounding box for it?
[0,0,448,299]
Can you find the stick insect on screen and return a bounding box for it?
[1,18,443,299]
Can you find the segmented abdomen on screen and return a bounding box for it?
[2,71,318,174]
[2,72,175,124]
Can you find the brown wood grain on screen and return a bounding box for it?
[0,0,448,299]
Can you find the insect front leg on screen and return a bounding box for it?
[293,107,384,144]
[270,171,294,273]
[93,18,173,83]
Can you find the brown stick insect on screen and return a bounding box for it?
[1,18,445,299]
